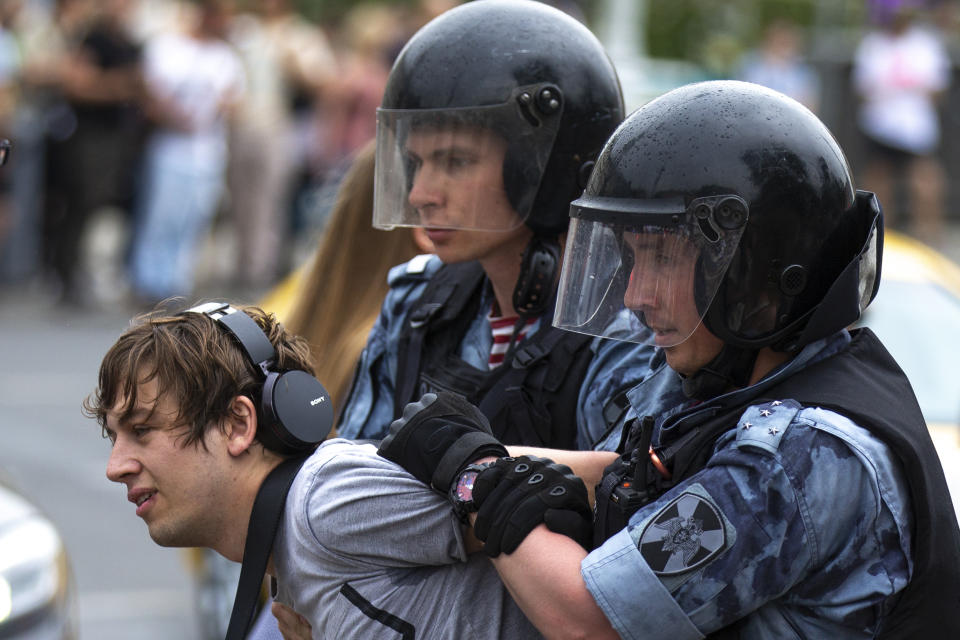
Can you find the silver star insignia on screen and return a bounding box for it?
[768,427,779,436]
[760,409,772,417]
[771,400,782,406]
[742,422,753,430]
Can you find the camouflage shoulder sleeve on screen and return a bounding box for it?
[734,399,801,456]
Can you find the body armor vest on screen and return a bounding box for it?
[595,328,960,638]
[394,262,594,449]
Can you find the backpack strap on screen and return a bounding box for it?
[394,262,486,416]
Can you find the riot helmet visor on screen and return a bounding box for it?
[554,195,748,347]
[374,85,563,231]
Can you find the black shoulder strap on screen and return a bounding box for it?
[511,321,593,370]
[394,262,486,415]
[224,454,309,640]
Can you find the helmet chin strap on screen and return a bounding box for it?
[503,236,561,361]
[512,236,561,319]
[681,344,758,401]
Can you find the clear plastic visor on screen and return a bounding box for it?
[374,98,560,231]
[554,196,747,347]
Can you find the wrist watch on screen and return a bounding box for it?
[450,462,492,524]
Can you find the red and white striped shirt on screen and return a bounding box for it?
[487,306,538,369]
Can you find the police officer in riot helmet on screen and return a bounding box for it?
[337,0,652,451]
[380,81,960,637]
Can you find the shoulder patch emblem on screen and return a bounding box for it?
[638,491,726,575]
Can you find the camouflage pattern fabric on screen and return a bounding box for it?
[582,397,912,639]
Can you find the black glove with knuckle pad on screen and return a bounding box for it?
[472,455,593,557]
[377,391,508,494]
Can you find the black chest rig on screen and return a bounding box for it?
[393,262,593,449]
[594,328,960,638]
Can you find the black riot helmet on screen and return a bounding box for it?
[555,80,882,355]
[373,0,624,237]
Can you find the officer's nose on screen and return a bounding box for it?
[623,265,659,312]
[408,164,443,213]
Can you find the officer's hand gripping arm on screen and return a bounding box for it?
[471,455,593,556]
[377,391,508,493]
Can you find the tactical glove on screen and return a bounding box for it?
[378,391,508,493]
[472,455,593,557]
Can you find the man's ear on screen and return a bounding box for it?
[224,395,259,457]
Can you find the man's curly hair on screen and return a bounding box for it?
[83,304,316,449]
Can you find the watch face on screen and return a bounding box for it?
[455,470,480,502]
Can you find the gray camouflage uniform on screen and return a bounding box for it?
[583,331,913,638]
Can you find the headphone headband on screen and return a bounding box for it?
[188,302,277,373]
[182,302,333,454]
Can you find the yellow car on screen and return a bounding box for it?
[858,230,960,518]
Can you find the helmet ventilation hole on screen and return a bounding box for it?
[779,264,808,296]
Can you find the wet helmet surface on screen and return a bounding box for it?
[375,0,624,235]
[555,80,881,350]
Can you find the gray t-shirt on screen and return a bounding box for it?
[272,439,541,639]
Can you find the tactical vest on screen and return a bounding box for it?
[595,328,960,638]
[393,262,594,449]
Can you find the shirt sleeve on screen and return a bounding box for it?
[582,411,908,639]
[576,335,655,450]
[336,256,439,440]
[298,442,468,569]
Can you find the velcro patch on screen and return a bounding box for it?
[638,490,727,576]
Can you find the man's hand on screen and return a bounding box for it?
[272,602,311,640]
[378,392,508,493]
[472,455,593,557]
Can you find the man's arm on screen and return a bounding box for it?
[376,392,623,637]
[482,523,619,640]
[458,454,618,638]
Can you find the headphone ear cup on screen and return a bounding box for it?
[261,370,334,454]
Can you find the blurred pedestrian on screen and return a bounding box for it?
[0,1,20,258]
[128,0,244,305]
[227,0,336,294]
[318,4,395,170]
[38,0,144,306]
[852,0,949,245]
[4,0,91,288]
[737,18,820,112]
[279,3,399,254]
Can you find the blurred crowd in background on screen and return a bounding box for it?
[0,0,957,312]
[0,0,458,309]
